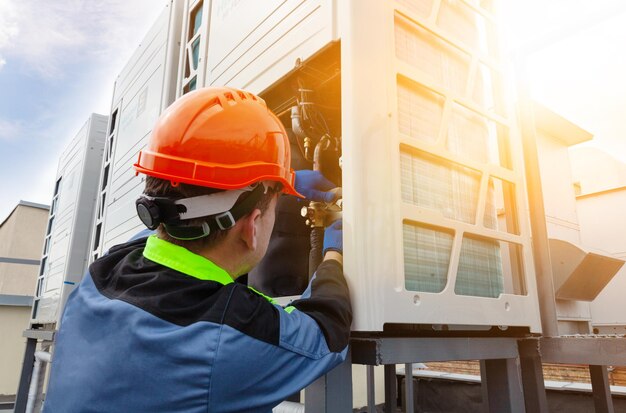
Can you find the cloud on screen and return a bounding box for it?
[0,118,22,140]
[0,1,82,77]
[0,1,19,44]
[0,0,18,69]
[0,0,168,224]
[0,0,165,78]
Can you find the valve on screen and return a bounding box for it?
[300,188,342,228]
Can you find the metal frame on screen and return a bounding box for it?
[348,337,525,412]
[384,364,397,413]
[517,338,549,413]
[301,336,626,412]
[14,338,37,413]
[590,365,615,413]
[177,0,209,95]
[518,336,626,413]
[480,358,525,413]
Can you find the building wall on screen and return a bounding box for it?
[569,148,626,331]
[351,365,385,408]
[0,306,32,395]
[0,205,49,295]
[570,146,626,195]
[4,206,49,261]
[0,202,49,396]
[577,190,626,255]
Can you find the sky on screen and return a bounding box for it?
[1,0,625,223]
[0,0,167,222]
[500,0,626,162]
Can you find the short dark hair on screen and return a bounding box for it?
[143,176,280,251]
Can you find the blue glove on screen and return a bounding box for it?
[295,170,337,202]
[323,219,343,255]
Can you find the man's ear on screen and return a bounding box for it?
[239,208,262,251]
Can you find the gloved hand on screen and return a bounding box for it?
[295,170,337,203]
[323,219,343,255]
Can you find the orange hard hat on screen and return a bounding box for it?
[134,86,302,197]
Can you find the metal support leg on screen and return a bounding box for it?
[518,339,549,413]
[589,365,615,413]
[404,363,414,413]
[305,350,353,413]
[384,364,397,413]
[14,338,37,413]
[480,359,525,413]
[367,365,375,413]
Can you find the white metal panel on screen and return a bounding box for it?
[96,2,183,255]
[340,0,541,332]
[205,0,336,93]
[101,69,163,253]
[33,115,107,325]
[57,115,108,321]
[557,299,592,320]
[35,125,87,324]
[536,133,582,240]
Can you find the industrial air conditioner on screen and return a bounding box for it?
[177,0,543,334]
[31,114,108,327]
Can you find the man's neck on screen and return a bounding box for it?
[200,244,250,281]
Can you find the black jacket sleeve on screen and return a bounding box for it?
[289,259,352,352]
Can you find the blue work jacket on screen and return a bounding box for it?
[43,235,351,412]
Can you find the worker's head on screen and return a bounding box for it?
[133,87,302,273]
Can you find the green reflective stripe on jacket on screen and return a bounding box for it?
[284,306,296,314]
[143,235,233,285]
[247,286,277,304]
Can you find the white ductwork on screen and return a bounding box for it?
[549,238,625,301]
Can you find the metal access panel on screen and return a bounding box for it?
[178,0,337,95]
[31,114,108,326]
[340,0,541,332]
[91,1,183,258]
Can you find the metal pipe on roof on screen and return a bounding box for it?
[25,351,51,413]
[515,54,559,337]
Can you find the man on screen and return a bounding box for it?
[43,87,351,412]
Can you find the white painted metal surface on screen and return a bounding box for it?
[339,0,541,331]
[208,0,336,93]
[178,0,337,96]
[91,1,183,259]
[32,114,107,325]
